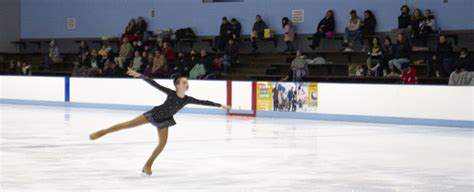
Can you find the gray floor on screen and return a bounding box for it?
[1,104,472,192]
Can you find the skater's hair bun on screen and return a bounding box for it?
[173,75,187,86]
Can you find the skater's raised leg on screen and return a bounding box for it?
[89,115,148,140]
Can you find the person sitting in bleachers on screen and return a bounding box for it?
[213,17,232,51]
[366,37,383,77]
[361,10,377,38]
[342,10,364,52]
[388,33,411,76]
[251,15,268,53]
[222,38,239,75]
[281,51,309,81]
[430,35,455,77]
[457,48,474,72]
[400,63,417,84]
[309,10,335,50]
[449,64,474,85]
[410,9,425,47]
[230,18,241,40]
[115,37,133,69]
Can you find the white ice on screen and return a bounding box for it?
[0,104,473,192]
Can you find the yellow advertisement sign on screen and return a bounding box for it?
[256,82,273,111]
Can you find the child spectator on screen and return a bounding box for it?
[342,10,364,52]
[251,15,268,53]
[366,37,383,77]
[309,10,335,50]
[388,33,411,75]
[400,63,417,84]
[282,17,295,53]
[131,51,144,72]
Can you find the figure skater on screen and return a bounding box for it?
[89,67,230,176]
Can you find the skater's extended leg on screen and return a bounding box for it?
[89,115,148,140]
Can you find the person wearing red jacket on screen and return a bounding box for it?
[401,63,417,84]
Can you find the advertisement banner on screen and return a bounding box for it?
[257,82,318,112]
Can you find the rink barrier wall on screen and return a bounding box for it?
[0,76,472,128]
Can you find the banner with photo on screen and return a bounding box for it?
[256,82,318,112]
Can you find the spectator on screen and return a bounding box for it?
[222,38,239,74]
[8,60,17,74]
[103,61,124,77]
[214,17,232,51]
[388,33,411,76]
[136,17,148,39]
[390,5,411,41]
[42,40,61,70]
[141,51,150,70]
[361,10,377,37]
[20,61,32,76]
[174,53,191,76]
[15,61,22,75]
[189,50,199,70]
[79,49,91,68]
[147,50,168,78]
[131,51,144,72]
[71,61,89,77]
[449,65,474,85]
[251,15,268,53]
[342,10,364,52]
[115,37,133,68]
[400,63,417,84]
[430,35,455,77]
[309,10,335,50]
[282,17,295,53]
[411,9,425,47]
[230,18,242,40]
[162,41,176,63]
[382,36,395,76]
[457,48,474,71]
[420,9,436,35]
[98,44,112,64]
[78,41,89,59]
[90,49,102,70]
[398,5,411,29]
[199,49,214,74]
[366,37,383,77]
[281,51,309,81]
[124,19,137,35]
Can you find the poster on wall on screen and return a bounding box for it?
[256,82,318,112]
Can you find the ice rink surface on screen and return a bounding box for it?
[1,104,472,192]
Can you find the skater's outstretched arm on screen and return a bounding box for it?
[187,97,231,112]
[127,67,174,95]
